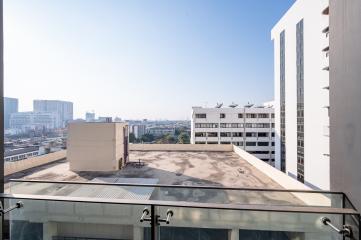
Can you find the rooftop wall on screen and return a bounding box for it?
[5,150,66,176]
[129,144,233,152]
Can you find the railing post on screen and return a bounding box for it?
[150,205,158,240]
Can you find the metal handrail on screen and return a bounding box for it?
[0,193,359,216]
[9,179,345,195]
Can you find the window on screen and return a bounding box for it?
[271,151,275,154]
[258,113,269,118]
[220,142,231,144]
[271,132,275,137]
[220,123,243,128]
[207,132,218,137]
[220,113,226,118]
[246,132,256,137]
[272,142,275,146]
[195,132,206,137]
[246,113,257,118]
[257,132,268,137]
[296,19,305,183]
[232,132,242,137]
[246,142,256,146]
[234,141,243,146]
[248,151,269,154]
[195,123,218,128]
[195,113,207,118]
[195,141,206,144]
[271,113,275,118]
[207,142,218,144]
[238,113,243,118]
[257,142,269,146]
[220,132,231,137]
[280,30,286,173]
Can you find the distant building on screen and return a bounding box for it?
[4,97,18,129]
[98,117,112,123]
[147,126,175,136]
[130,124,146,139]
[85,112,95,122]
[4,146,39,162]
[33,100,73,128]
[67,122,129,171]
[10,112,59,130]
[191,103,275,163]
[272,0,329,189]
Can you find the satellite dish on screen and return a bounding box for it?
[215,103,223,108]
[244,102,254,108]
[229,102,238,108]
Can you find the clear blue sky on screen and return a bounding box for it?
[4,0,294,120]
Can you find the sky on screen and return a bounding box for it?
[4,0,295,120]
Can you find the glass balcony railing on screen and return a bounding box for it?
[0,179,360,240]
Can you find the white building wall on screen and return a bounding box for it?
[191,106,275,163]
[272,0,330,189]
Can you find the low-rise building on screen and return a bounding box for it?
[67,122,129,171]
[147,126,175,136]
[4,146,39,162]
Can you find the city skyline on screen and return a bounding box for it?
[4,0,294,119]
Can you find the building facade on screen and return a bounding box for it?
[10,112,60,131]
[130,124,146,139]
[272,0,330,189]
[85,112,95,122]
[191,105,275,163]
[4,97,18,129]
[33,100,73,128]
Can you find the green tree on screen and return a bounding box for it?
[129,133,136,143]
[157,134,176,144]
[177,132,190,144]
[141,133,155,143]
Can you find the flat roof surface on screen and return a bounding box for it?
[7,150,305,205]
[7,151,280,188]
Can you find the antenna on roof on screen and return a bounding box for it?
[215,103,223,108]
[229,102,238,108]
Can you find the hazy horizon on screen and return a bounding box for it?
[4,0,295,120]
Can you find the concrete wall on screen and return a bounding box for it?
[329,0,361,211]
[272,0,330,190]
[4,150,66,176]
[233,146,330,207]
[67,122,128,171]
[129,143,233,152]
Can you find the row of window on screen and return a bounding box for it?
[195,123,274,128]
[194,132,275,138]
[194,141,274,147]
[4,152,38,162]
[195,113,275,119]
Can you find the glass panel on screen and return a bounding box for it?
[9,181,344,208]
[156,206,344,240]
[5,198,150,240]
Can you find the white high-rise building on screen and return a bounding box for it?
[33,100,73,128]
[272,0,330,189]
[191,103,275,163]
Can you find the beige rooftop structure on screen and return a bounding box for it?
[67,122,129,171]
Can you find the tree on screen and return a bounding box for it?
[177,132,190,144]
[141,133,155,143]
[129,133,136,143]
[156,134,176,144]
